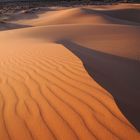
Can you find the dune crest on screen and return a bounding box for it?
[0,3,140,140]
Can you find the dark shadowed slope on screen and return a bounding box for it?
[57,40,140,131]
[0,22,31,31]
[82,8,140,26]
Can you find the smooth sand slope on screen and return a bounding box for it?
[0,3,140,140]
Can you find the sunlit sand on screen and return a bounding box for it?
[0,3,140,140]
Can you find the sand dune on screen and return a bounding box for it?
[0,3,140,140]
[12,6,140,26]
[0,22,31,31]
[7,3,139,27]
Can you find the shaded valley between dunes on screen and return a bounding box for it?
[0,3,140,140]
[56,40,140,131]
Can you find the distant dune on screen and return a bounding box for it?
[0,3,140,140]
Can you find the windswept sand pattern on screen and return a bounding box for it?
[0,3,140,140]
[0,40,139,140]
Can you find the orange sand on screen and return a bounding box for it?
[0,3,140,140]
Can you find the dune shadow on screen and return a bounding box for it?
[103,8,140,24]
[82,8,140,26]
[56,40,140,131]
[9,7,56,22]
[0,22,32,31]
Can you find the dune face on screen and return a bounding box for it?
[0,3,140,140]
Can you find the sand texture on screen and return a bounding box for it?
[0,3,140,140]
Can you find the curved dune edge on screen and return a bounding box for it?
[0,4,140,140]
[0,24,140,140]
[10,3,140,27]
